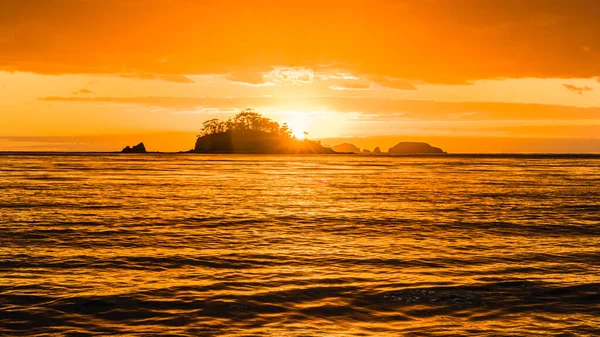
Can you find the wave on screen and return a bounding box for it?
[1,281,598,336]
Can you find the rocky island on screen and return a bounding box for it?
[192,111,335,154]
[332,143,361,153]
[388,142,446,154]
[328,142,446,155]
[122,142,147,153]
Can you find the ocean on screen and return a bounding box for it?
[1,154,599,336]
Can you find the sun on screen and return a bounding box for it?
[282,112,313,139]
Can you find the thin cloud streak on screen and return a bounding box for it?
[562,84,593,95]
[73,89,93,95]
[38,95,600,121]
[120,73,195,84]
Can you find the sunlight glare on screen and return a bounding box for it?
[282,112,313,139]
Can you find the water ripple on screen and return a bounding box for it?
[1,154,599,336]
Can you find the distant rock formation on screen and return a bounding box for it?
[332,143,361,153]
[373,147,382,154]
[388,142,445,154]
[362,149,371,154]
[122,142,147,153]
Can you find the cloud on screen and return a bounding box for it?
[38,95,600,121]
[73,89,93,95]
[315,72,359,81]
[159,75,195,84]
[225,71,273,86]
[329,82,371,90]
[562,84,593,94]
[120,73,195,84]
[315,68,417,90]
[6,1,600,83]
[264,67,315,85]
[39,96,235,110]
[225,67,316,86]
[368,76,417,90]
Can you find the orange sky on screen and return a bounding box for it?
[1,0,599,152]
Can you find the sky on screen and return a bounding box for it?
[1,0,600,152]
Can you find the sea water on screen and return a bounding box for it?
[1,154,599,336]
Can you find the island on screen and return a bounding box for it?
[388,142,446,154]
[192,110,335,154]
[332,143,361,153]
[122,142,147,153]
[119,112,447,155]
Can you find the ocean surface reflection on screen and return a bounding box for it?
[1,154,599,336]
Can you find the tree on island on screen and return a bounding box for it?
[198,110,292,138]
[193,110,334,154]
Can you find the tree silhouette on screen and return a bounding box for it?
[198,110,292,138]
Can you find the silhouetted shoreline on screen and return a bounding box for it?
[3,152,600,159]
[118,111,450,155]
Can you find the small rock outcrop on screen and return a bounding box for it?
[373,147,382,154]
[122,142,147,153]
[362,149,371,154]
[332,143,361,153]
[388,142,445,154]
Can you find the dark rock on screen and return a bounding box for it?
[122,142,147,153]
[373,147,382,153]
[362,149,371,154]
[193,131,335,154]
[388,142,445,154]
[332,143,361,153]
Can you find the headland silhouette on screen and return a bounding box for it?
[120,110,447,155]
